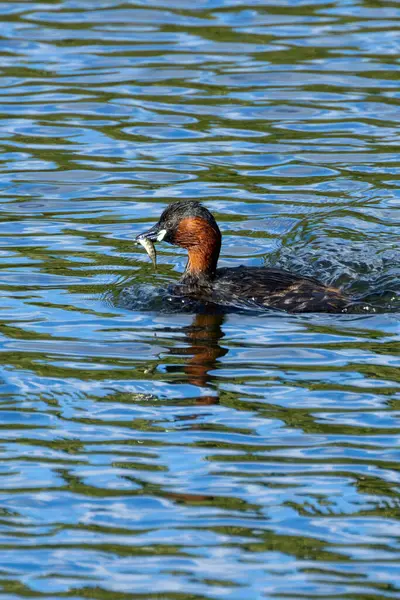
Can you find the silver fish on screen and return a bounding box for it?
[137,236,157,269]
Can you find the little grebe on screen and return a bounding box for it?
[135,200,350,313]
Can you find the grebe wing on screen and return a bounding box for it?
[215,266,323,290]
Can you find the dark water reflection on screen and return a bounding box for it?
[0,0,399,598]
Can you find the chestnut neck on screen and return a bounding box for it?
[174,216,221,280]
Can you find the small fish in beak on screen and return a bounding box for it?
[135,224,168,270]
[136,235,157,269]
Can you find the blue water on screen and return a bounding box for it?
[0,1,399,598]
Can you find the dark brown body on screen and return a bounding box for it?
[174,266,347,313]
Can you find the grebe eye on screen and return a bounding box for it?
[157,229,167,242]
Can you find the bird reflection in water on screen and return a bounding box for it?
[166,312,227,406]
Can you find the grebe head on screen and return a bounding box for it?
[136,200,221,277]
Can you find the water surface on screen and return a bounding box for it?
[0,1,399,598]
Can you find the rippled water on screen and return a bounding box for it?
[0,1,399,598]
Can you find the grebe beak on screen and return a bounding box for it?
[135,225,167,269]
